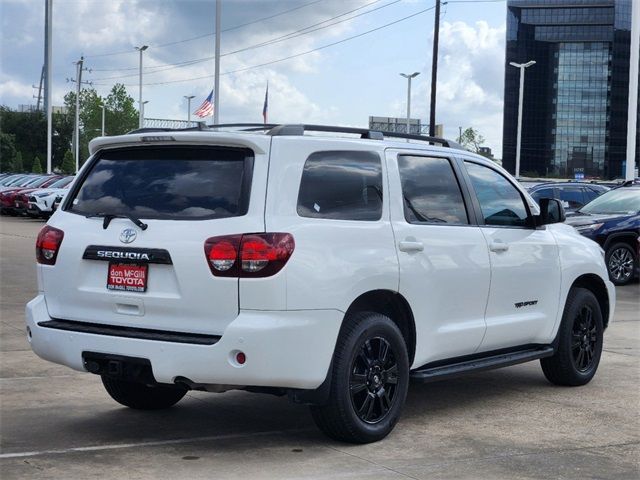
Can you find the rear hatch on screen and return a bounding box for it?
[43,138,269,335]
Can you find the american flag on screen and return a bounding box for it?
[194,90,214,118]
[262,82,269,124]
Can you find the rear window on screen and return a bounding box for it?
[66,146,254,220]
[297,150,383,221]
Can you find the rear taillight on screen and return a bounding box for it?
[36,225,64,265]
[204,233,294,277]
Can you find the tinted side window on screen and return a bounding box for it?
[297,151,382,221]
[558,187,585,209]
[531,187,556,203]
[465,162,529,227]
[398,156,468,224]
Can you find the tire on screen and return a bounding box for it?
[310,311,409,443]
[101,375,187,410]
[605,242,637,286]
[541,287,603,386]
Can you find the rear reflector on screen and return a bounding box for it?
[204,233,294,277]
[36,225,64,265]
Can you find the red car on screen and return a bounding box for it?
[0,176,61,215]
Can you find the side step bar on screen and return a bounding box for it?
[410,346,555,383]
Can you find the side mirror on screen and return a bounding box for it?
[538,197,566,225]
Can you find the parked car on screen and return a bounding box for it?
[26,125,614,443]
[24,176,74,218]
[528,182,609,212]
[566,183,640,285]
[0,175,61,215]
[0,174,34,191]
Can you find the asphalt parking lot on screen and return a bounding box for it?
[0,215,638,479]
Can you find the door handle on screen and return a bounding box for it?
[399,240,424,253]
[489,240,509,253]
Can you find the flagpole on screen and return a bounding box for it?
[213,0,221,125]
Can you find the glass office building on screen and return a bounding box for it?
[503,0,638,179]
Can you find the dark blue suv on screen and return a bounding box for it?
[528,182,609,212]
[565,184,640,285]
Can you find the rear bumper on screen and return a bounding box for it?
[25,294,342,389]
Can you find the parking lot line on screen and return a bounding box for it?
[0,428,314,459]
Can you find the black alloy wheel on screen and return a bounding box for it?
[310,311,409,443]
[606,244,635,285]
[349,337,399,424]
[541,287,603,386]
[571,305,598,372]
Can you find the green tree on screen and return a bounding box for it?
[104,83,138,135]
[61,150,75,174]
[14,151,23,172]
[459,127,486,153]
[0,132,17,172]
[0,107,46,170]
[31,156,43,173]
[64,83,137,164]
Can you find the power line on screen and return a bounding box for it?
[89,0,392,76]
[93,3,437,88]
[85,0,325,60]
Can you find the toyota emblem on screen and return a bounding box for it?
[119,228,137,244]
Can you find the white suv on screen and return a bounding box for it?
[26,124,615,443]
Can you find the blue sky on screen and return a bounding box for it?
[0,0,507,155]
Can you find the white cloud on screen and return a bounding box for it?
[396,20,506,157]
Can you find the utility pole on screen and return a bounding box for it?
[73,57,84,173]
[625,0,639,180]
[509,60,536,179]
[184,95,195,125]
[135,45,148,129]
[429,0,441,137]
[400,72,420,134]
[458,126,462,144]
[213,0,221,124]
[45,0,52,173]
[69,57,91,173]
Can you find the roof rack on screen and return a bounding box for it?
[128,122,464,150]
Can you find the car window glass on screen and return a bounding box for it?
[68,146,254,220]
[465,162,529,227]
[531,187,555,202]
[558,187,584,209]
[398,155,468,224]
[297,151,382,221]
[581,188,640,214]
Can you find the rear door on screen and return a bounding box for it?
[43,139,269,335]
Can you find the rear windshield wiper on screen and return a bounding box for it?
[86,212,148,231]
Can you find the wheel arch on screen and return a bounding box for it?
[570,274,611,329]
[344,290,417,366]
[602,232,639,252]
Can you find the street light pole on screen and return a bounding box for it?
[45,0,53,173]
[135,45,148,129]
[509,60,536,179]
[213,0,221,124]
[625,0,639,180]
[184,95,195,125]
[141,100,149,126]
[101,105,106,136]
[400,72,420,134]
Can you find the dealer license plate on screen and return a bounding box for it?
[107,263,148,292]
